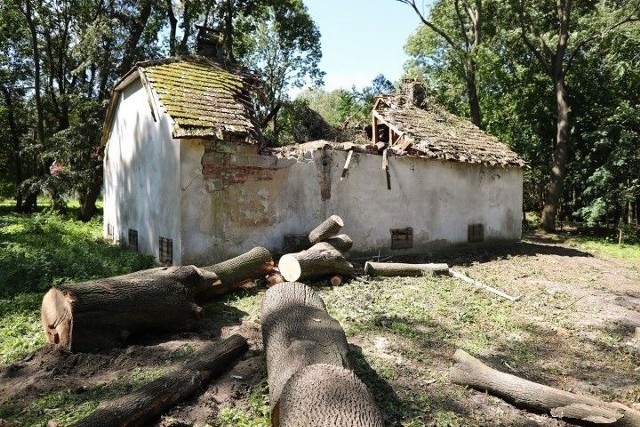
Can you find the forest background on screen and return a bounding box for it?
[0,0,639,237]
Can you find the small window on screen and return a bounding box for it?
[468,224,484,243]
[391,227,413,249]
[106,223,114,240]
[159,237,173,264]
[128,229,138,251]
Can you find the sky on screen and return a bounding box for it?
[304,0,424,92]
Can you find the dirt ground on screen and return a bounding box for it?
[1,233,639,426]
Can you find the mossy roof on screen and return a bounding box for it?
[102,56,262,144]
[374,93,527,168]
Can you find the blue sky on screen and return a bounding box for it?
[304,0,423,91]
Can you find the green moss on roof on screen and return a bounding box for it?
[136,56,261,142]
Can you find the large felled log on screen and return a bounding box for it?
[41,266,217,352]
[323,234,353,253]
[278,364,383,427]
[201,246,274,299]
[261,282,383,427]
[73,334,248,427]
[278,242,354,282]
[451,349,640,426]
[308,215,344,244]
[364,261,450,277]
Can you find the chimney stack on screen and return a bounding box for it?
[196,26,224,61]
[402,78,427,109]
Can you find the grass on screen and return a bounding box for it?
[0,200,156,364]
[1,203,638,426]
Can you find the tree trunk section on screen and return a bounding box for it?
[278,363,384,427]
[201,246,274,300]
[278,242,354,282]
[323,234,353,253]
[41,266,219,352]
[308,215,344,244]
[261,282,382,427]
[73,334,248,427]
[364,261,450,277]
[451,349,640,426]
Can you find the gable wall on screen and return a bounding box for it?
[179,142,522,265]
[103,79,182,264]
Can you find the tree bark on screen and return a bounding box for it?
[261,282,383,427]
[73,334,248,427]
[278,363,384,427]
[201,246,274,299]
[451,349,640,426]
[278,242,354,282]
[364,261,450,277]
[540,75,570,232]
[308,215,344,244]
[323,234,353,253]
[41,266,219,352]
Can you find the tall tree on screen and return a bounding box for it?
[512,0,640,231]
[398,0,485,128]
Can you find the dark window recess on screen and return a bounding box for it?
[391,227,413,249]
[128,229,138,251]
[468,224,484,243]
[106,223,114,239]
[283,234,309,253]
[159,237,173,264]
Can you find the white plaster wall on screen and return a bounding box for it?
[103,79,182,264]
[179,143,523,264]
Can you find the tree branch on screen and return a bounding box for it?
[396,0,460,51]
[515,0,553,75]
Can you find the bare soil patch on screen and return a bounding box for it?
[1,236,639,426]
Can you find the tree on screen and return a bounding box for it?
[512,0,640,231]
[398,0,485,128]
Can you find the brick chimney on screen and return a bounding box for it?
[402,78,427,109]
[196,26,224,61]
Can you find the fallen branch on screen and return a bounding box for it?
[278,242,354,282]
[451,349,640,426]
[449,269,520,302]
[364,261,450,277]
[73,334,248,427]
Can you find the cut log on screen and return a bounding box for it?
[41,266,216,352]
[329,275,343,287]
[364,261,450,277]
[323,234,353,253]
[261,282,349,412]
[261,283,383,427]
[73,334,248,427]
[308,215,344,244]
[278,242,354,282]
[201,246,274,299]
[451,349,640,426]
[277,364,383,427]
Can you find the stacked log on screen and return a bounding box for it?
[41,247,274,352]
[261,282,383,427]
[277,215,354,284]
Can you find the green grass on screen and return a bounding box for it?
[570,236,640,259]
[0,202,156,364]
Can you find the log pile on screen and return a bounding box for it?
[41,247,274,352]
[451,349,640,426]
[277,215,354,284]
[261,282,383,427]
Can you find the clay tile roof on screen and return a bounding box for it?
[374,93,527,168]
[104,56,262,144]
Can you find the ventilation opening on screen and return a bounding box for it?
[283,234,309,253]
[159,237,173,265]
[391,227,413,249]
[128,229,138,251]
[468,224,484,243]
[106,223,114,240]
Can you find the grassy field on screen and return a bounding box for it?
[1,203,638,426]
